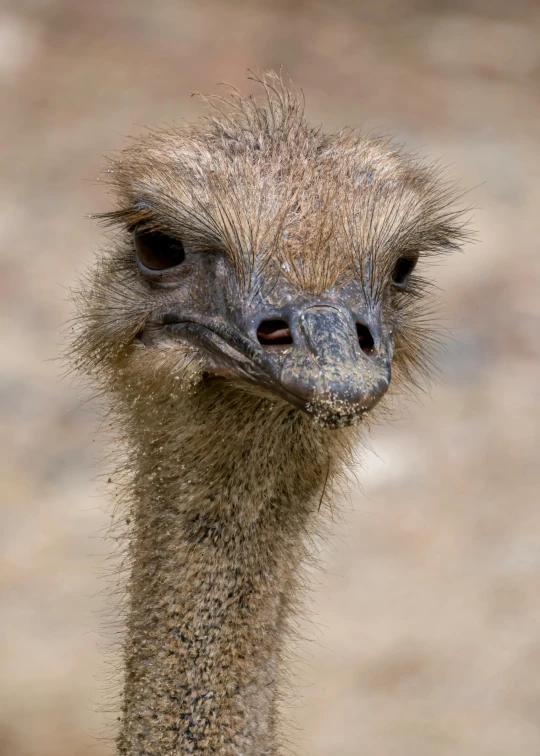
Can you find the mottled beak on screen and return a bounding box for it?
[163,292,392,428]
[276,304,391,426]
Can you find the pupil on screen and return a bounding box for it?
[392,257,416,286]
[135,231,185,270]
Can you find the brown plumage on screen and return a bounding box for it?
[71,72,468,755]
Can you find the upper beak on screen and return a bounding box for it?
[163,301,392,428]
[278,305,390,425]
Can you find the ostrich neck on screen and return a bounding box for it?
[117,389,343,756]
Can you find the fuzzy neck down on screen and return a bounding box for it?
[116,382,354,756]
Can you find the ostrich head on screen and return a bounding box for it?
[75,73,466,431]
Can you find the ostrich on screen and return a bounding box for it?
[72,72,467,755]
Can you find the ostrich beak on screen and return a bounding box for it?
[163,300,392,427]
[276,304,391,426]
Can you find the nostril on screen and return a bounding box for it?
[257,319,293,351]
[356,323,375,355]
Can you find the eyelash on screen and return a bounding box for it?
[132,223,420,293]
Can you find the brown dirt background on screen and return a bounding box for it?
[1,1,540,754]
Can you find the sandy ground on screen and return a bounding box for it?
[1,1,540,754]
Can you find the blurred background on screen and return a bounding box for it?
[1,1,540,755]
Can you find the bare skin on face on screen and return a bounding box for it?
[71,72,468,755]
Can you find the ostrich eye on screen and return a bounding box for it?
[391,256,418,288]
[134,230,185,271]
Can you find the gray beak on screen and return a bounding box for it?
[278,305,391,425]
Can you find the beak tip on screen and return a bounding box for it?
[279,352,391,427]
